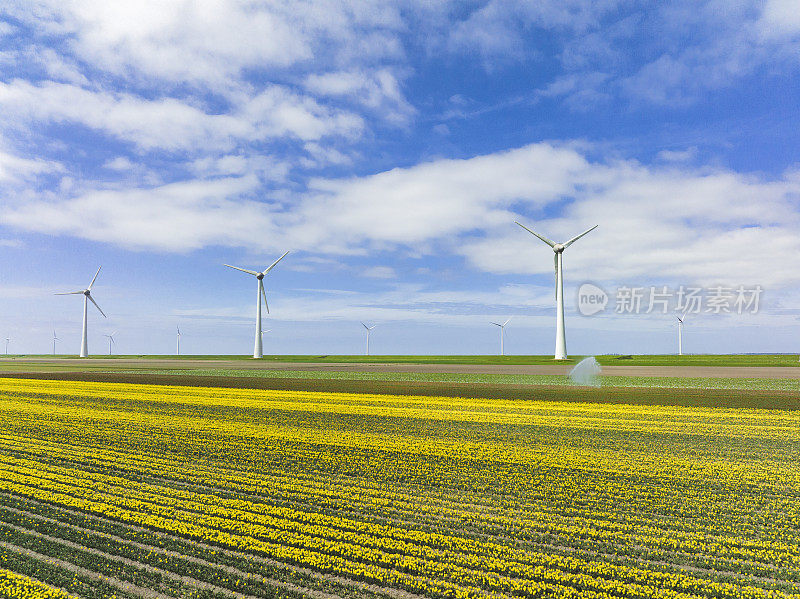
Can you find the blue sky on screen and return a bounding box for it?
[1,0,799,356]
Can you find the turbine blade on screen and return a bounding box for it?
[87,266,102,290]
[515,221,556,247]
[563,225,599,249]
[87,294,106,318]
[502,318,512,326]
[491,322,501,327]
[262,250,290,275]
[361,322,369,329]
[261,283,269,314]
[224,264,259,276]
[54,291,84,295]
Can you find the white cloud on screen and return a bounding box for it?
[0,147,61,182]
[362,266,396,279]
[759,0,800,38]
[6,141,799,291]
[0,175,288,252]
[0,80,364,152]
[5,0,407,86]
[102,156,134,171]
[304,68,415,125]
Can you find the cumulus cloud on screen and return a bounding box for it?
[4,141,800,289]
[0,175,286,252]
[0,80,364,152]
[0,147,62,182]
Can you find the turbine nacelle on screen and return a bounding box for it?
[553,244,565,253]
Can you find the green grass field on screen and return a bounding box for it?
[2,353,799,366]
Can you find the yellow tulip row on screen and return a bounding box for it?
[0,567,78,599]
[0,377,799,599]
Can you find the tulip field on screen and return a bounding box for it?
[0,377,798,599]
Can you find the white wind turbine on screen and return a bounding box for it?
[4,337,9,356]
[103,332,117,356]
[516,222,598,360]
[55,266,106,358]
[225,251,289,358]
[491,318,511,356]
[176,326,181,356]
[676,313,687,356]
[52,330,59,356]
[361,323,376,356]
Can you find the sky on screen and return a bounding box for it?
[1,0,799,356]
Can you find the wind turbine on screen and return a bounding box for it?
[224,251,289,358]
[52,330,59,356]
[491,318,511,356]
[4,337,9,356]
[676,313,687,356]
[55,266,106,358]
[516,222,598,360]
[361,322,376,356]
[103,332,117,356]
[176,326,181,356]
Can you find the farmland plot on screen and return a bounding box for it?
[0,377,798,598]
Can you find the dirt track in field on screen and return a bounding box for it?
[1,357,800,379]
[1,371,798,409]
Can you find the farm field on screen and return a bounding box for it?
[0,377,799,598]
[2,353,799,367]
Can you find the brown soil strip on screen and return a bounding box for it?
[1,371,799,408]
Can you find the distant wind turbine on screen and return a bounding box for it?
[103,332,117,356]
[176,326,181,356]
[224,251,289,358]
[516,222,597,360]
[55,266,106,358]
[53,330,59,356]
[676,313,687,356]
[4,337,9,356]
[491,318,511,356]
[361,322,376,356]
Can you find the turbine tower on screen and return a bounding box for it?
[4,337,9,356]
[103,332,116,356]
[225,251,289,358]
[516,222,598,360]
[491,318,511,356]
[361,322,376,356]
[52,330,59,356]
[176,326,181,356]
[55,266,106,358]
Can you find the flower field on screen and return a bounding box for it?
[0,377,798,599]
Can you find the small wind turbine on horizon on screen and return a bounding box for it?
[53,330,59,356]
[224,251,289,358]
[4,337,9,356]
[516,221,598,360]
[55,266,106,358]
[361,322,376,356]
[176,326,181,356]
[103,332,117,356]
[491,318,511,356]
